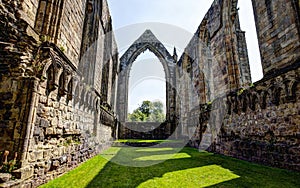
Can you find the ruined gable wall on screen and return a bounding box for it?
[178,0,252,104]
[177,0,251,139]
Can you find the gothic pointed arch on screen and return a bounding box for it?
[119,30,175,72]
[117,30,177,138]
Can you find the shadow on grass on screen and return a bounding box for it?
[86,146,300,188]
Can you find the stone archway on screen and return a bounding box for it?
[117,30,177,139]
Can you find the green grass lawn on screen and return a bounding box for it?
[115,139,167,143]
[115,139,182,144]
[40,144,300,188]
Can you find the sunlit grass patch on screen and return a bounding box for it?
[138,165,240,188]
[115,139,182,143]
[134,152,191,161]
[41,146,300,188]
[136,147,174,152]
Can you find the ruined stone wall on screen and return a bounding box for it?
[177,0,252,104]
[252,0,300,76]
[94,27,105,93]
[79,0,118,110]
[58,0,86,65]
[185,0,300,172]
[119,122,170,140]
[33,0,86,66]
[19,0,39,27]
[110,35,119,112]
[187,66,300,171]
[209,66,300,171]
[16,44,115,187]
[0,0,40,162]
[207,0,300,172]
[0,77,37,165]
[0,0,117,187]
[176,0,251,137]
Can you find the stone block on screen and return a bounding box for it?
[47,100,53,107]
[51,117,58,126]
[0,179,23,188]
[27,152,36,162]
[53,102,59,108]
[20,181,32,188]
[35,150,44,161]
[55,109,61,117]
[0,173,12,183]
[52,160,60,167]
[52,148,59,157]
[59,147,64,156]
[31,178,44,188]
[12,166,34,180]
[13,128,21,139]
[45,128,54,135]
[39,96,47,104]
[49,108,55,117]
[35,168,45,177]
[40,118,49,128]
[45,174,53,182]
[56,128,63,135]
[44,159,52,173]
[59,103,65,111]
[288,147,300,155]
[33,127,41,136]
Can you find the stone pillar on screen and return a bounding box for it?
[251,0,300,76]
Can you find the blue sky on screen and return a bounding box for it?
[107,0,263,112]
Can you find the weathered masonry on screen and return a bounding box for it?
[0,0,118,187]
[181,0,300,171]
[214,0,300,171]
[0,0,299,187]
[176,0,252,143]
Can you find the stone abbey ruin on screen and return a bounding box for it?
[0,0,299,187]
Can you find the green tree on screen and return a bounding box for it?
[128,109,146,122]
[152,101,164,114]
[128,100,165,122]
[138,100,153,117]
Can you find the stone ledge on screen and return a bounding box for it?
[0,179,23,188]
[12,166,34,180]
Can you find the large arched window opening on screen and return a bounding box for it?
[127,50,166,122]
[117,29,176,130]
[238,0,263,82]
